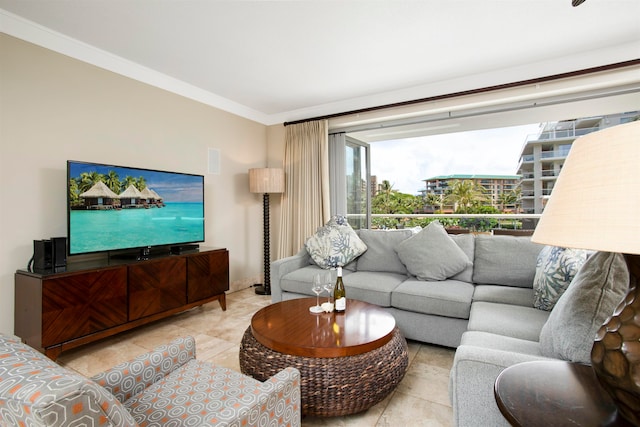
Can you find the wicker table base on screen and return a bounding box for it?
[240,326,409,417]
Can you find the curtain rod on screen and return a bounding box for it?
[283,59,640,127]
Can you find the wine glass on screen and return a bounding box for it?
[323,270,334,308]
[309,274,323,313]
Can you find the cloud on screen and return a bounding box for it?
[371,124,540,194]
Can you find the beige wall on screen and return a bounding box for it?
[0,34,271,335]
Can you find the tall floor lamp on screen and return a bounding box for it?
[249,168,284,295]
[531,120,640,424]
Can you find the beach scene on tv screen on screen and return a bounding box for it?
[68,162,204,254]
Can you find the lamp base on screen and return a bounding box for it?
[591,253,640,425]
[254,285,271,296]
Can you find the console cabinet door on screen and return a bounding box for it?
[128,257,187,320]
[41,267,127,347]
[187,250,230,303]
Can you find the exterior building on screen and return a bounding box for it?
[422,174,520,213]
[517,111,639,214]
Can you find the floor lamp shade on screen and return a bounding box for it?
[249,168,284,194]
[531,120,640,424]
[249,168,284,296]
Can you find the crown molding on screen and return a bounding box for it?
[0,8,272,125]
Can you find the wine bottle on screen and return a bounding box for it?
[334,266,346,313]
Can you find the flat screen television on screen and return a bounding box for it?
[67,160,205,257]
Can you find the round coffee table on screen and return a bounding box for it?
[239,298,408,417]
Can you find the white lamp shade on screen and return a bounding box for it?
[249,168,284,194]
[531,120,640,255]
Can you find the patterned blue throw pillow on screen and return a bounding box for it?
[305,215,367,269]
[533,246,590,311]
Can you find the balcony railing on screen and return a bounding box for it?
[347,213,541,233]
[540,150,569,159]
[526,126,601,142]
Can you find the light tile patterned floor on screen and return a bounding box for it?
[58,287,455,426]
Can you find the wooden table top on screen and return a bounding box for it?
[494,360,633,427]
[250,298,397,358]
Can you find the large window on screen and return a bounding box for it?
[327,64,640,229]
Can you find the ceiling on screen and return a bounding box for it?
[1,1,639,125]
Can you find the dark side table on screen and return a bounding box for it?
[494,360,633,427]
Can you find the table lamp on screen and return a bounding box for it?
[531,120,640,424]
[249,168,284,295]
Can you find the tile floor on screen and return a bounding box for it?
[57,287,455,427]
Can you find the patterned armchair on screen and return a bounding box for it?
[0,333,300,426]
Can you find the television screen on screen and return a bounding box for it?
[67,160,205,256]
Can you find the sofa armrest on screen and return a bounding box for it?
[449,345,553,427]
[92,336,196,402]
[248,367,301,425]
[270,248,311,302]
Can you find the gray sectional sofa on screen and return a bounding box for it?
[272,229,545,348]
[271,227,629,426]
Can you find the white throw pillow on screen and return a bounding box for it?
[533,246,590,311]
[305,215,367,269]
[395,221,471,281]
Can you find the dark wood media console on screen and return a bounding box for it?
[15,247,229,360]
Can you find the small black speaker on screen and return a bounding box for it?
[51,237,67,268]
[32,239,53,271]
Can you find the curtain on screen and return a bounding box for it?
[277,119,330,258]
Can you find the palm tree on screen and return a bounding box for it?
[374,180,396,214]
[122,176,138,191]
[104,170,121,194]
[497,189,520,212]
[135,176,147,191]
[444,179,489,213]
[76,171,103,193]
[425,193,443,212]
[69,178,80,206]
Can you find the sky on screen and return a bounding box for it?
[370,123,541,194]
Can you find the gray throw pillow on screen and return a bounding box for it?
[539,251,628,364]
[356,229,412,274]
[395,221,471,281]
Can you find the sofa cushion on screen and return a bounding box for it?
[342,271,407,307]
[539,251,628,364]
[460,331,543,357]
[395,221,471,281]
[472,235,543,287]
[305,215,367,268]
[532,246,589,311]
[356,229,412,274]
[280,265,352,297]
[392,278,474,319]
[449,233,475,283]
[473,285,534,307]
[467,301,550,341]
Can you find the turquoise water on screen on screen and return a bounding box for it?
[69,202,204,254]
